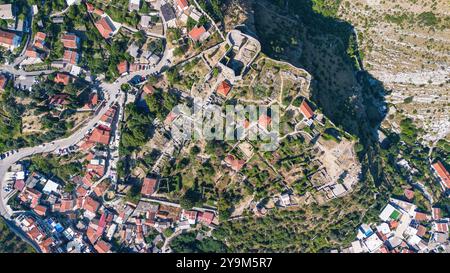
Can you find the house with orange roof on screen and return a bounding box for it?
[142,84,154,95]
[0,29,21,50]
[258,114,271,129]
[83,92,99,110]
[432,207,442,220]
[164,111,178,124]
[93,182,108,197]
[117,60,129,75]
[49,94,70,107]
[88,127,111,145]
[217,80,232,97]
[300,100,314,120]
[25,47,43,59]
[86,224,100,244]
[141,178,158,197]
[93,8,104,16]
[82,171,97,188]
[431,161,450,189]
[95,17,115,39]
[63,50,79,65]
[197,211,214,225]
[0,74,7,91]
[38,237,54,253]
[177,0,189,12]
[224,155,245,172]
[61,33,79,49]
[54,73,71,85]
[434,222,449,233]
[181,210,198,225]
[60,199,75,213]
[87,163,105,177]
[188,25,209,42]
[33,204,48,216]
[33,32,47,50]
[27,226,45,243]
[83,196,100,219]
[94,240,112,253]
[414,211,430,222]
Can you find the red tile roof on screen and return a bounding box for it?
[432,161,450,189]
[93,8,104,16]
[189,25,207,42]
[117,60,129,75]
[54,73,71,85]
[300,100,314,119]
[34,40,45,50]
[95,17,114,39]
[404,189,414,200]
[164,111,177,124]
[61,33,78,49]
[141,178,157,196]
[25,47,39,58]
[14,179,25,191]
[77,186,88,197]
[94,240,111,253]
[93,182,108,197]
[389,221,399,229]
[34,205,47,216]
[87,164,105,177]
[39,237,54,253]
[142,84,154,95]
[0,74,7,90]
[435,222,449,233]
[183,210,197,221]
[258,114,271,128]
[224,155,245,172]
[28,226,44,242]
[63,50,79,64]
[217,80,232,97]
[177,0,189,10]
[49,94,70,106]
[83,196,100,214]
[86,225,99,244]
[34,32,46,41]
[198,211,214,225]
[60,199,75,213]
[0,29,18,47]
[82,171,96,188]
[432,207,442,220]
[417,225,427,237]
[414,212,429,222]
[88,127,111,145]
[86,2,95,12]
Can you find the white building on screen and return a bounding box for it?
[66,0,81,6]
[129,0,141,11]
[363,233,383,253]
[0,4,14,20]
[43,179,60,194]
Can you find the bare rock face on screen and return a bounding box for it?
[228,0,449,143]
[337,0,450,142]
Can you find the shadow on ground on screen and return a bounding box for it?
[244,0,389,185]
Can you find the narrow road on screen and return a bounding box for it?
[0,12,173,219]
[191,0,225,41]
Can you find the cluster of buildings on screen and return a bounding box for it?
[344,198,449,253]
[79,105,118,150]
[431,160,450,194]
[160,0,211,42]
[0,4,23,52]
[85,2,119,40]
[7,159,217,253]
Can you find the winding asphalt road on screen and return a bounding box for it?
[0,25,172,220]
